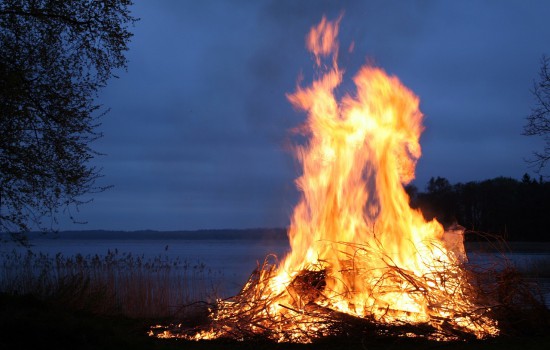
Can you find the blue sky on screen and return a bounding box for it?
[61,0,550,231]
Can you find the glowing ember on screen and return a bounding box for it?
[152,15,499,342]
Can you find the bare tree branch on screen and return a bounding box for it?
[524,55,550,174]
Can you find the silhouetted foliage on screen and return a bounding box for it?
[418,176,458,227]
[410,175,550,241]
[0,0,137,238]
[524,54,550,175]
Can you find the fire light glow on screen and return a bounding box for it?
[151,15,500,342]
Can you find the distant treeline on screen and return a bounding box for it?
[406,174,550,241]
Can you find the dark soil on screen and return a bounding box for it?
[1,292,550,350]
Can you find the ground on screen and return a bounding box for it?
[1,293,550,350]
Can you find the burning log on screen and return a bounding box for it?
[288,269,327,303]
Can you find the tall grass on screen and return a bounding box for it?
[0,249,223,319]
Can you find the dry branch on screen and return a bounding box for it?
[150,242,535,343]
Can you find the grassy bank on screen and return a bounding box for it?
[0,292,177,350]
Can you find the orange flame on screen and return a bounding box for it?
[261,16,497,335]
[153,15,499,342]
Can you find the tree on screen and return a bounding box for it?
[0,0,137,239]
[524,55,550,174]
[422,176,457,227]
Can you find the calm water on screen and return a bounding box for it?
[0,231,290,297]
[1,231,548,303]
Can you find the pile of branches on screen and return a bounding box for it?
[149,246,544,343]
[151,261,451,342]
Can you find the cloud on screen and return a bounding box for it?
[60,0,550,230]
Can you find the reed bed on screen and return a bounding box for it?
[0,249,223,319]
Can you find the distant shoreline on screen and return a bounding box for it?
[3,228,549,254]
[4,228,289,241]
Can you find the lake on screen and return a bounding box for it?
[0,229,290,297]
[1,229,549,305]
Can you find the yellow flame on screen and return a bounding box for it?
[264,15,497,337]
[153,15,499,342]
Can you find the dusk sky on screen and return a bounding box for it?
[61,0,550,231]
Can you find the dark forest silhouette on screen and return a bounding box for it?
[406,174,550,241]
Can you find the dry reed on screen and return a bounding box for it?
[0,249,223,319]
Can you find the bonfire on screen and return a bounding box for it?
[151,15,503,343]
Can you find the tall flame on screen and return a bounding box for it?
[262,15,495,335]
[153,15,499,343]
